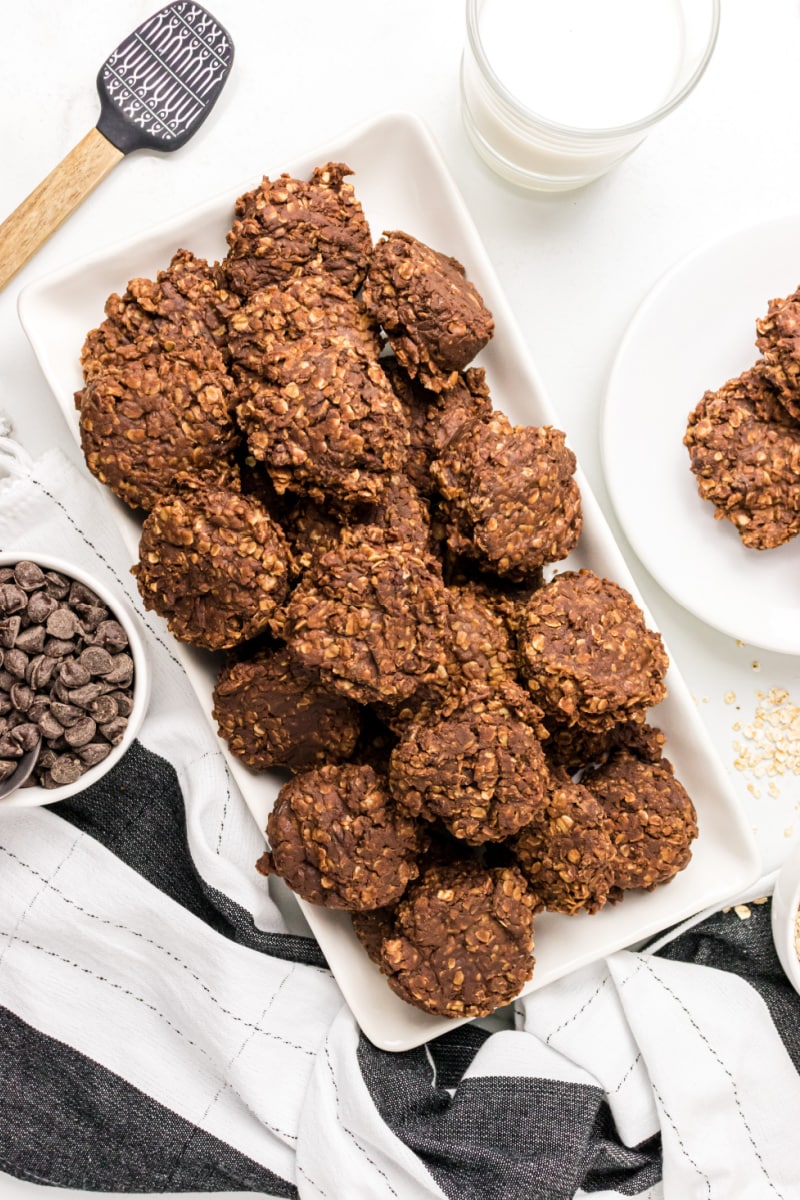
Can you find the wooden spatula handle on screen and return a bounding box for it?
[0,127,123,293]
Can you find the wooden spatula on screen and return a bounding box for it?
[0,2,234,292]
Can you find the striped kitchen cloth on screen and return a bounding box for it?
[1,441,799,1200]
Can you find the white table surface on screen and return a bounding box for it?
[2,1,800,1195]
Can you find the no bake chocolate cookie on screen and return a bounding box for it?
[212,643,361,770]
[513,771,617,915]
[518,569,668,732]
[279,529,451,706]
[258,762,425,910]
[133,486,291,650]
[432,412,582,579]
[378,861,535,1018]
[77,347,240,512]
[388,683,550,844]
[224,162,372,296]
[235,342,409,506]
[684,367,800,550]
[583,750,698,891]
[363,231,494,392]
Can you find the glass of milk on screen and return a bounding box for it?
[461,0,720,191]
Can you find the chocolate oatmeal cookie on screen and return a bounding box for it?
[80,249,239,378]
[378,861,535,1018]
[385,361,494,495]
[76,348,240,512]
[756,286,800,417]
[227,274,381,377]
[363,231,494,392]
[223,162,372,296]
[389,683,550,844]
[372,579,519,733]
[583,751,698,891]
[212,643,361,770]
[133,486,291,650]
[235,342,409,505]
[351,904,398,964]
[542,716,666,774]
[518,570,668,732]
[513,772,617,914]
[432,412,582,579]
[257,763,425,910]
[279,529,451,705]
[684,367,800,549]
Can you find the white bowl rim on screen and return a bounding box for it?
[0,551,150,806]
[771,840,800,992]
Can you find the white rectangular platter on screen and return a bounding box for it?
[18,111,761,1051]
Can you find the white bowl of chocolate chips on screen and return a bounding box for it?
[0,553,150,806]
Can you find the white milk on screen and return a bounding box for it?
[479,0,685,130]
[461,0,716,190]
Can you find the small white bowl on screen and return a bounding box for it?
[0,552,150,807]
[771,839,800,995]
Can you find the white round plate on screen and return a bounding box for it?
[602,213,800,656]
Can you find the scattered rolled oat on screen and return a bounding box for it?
[732,688,800,796]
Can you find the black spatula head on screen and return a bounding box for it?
[96,2,234,154]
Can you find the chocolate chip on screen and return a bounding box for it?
[9,682,33,713]
[78,646,114,676]
[64,717,97,748]
[13,561,46,592]
[10,723,41,752]
[0,668,16,691]
[3,649,28,679]
[58,659,91,688]
[74,603,107,632]
[50,702,83,727]
[104,653,133,687]
[94,620,129,652]
[43,572,70,600]
[0,584,28,614]
[0,569,14,584]
[0,737,23,759]
[44,638,76,659]
[77,742,111,767]
[0,695,12,717]
[109,691,133,718]
[14,625,46,654]
[27,696,50,723]
[46,608,81,640]
[67,683,106,709]
[36,712,64,740]
[68,580,102,607]
[49,755,83,785]
[26,592,58,624]
[26,655,56,690]
[88,694,118,723]
[99,717,128,746]
[38,749,57,771]
[0,617,21,649]
[0,760,18,782]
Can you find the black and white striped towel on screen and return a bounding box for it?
[1,443,799,1200]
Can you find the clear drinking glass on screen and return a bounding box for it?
[461,0,720,192]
